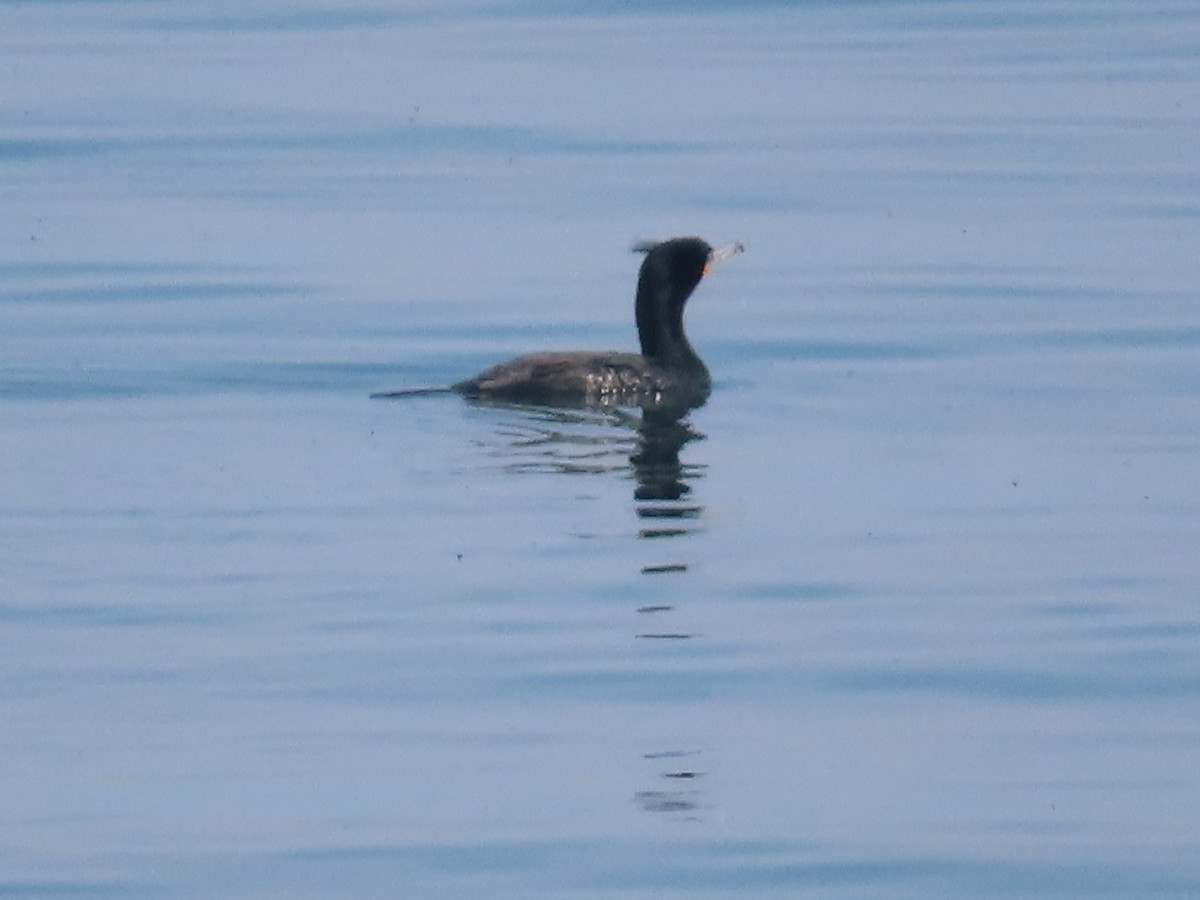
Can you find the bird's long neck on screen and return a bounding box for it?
[635,269,702,369]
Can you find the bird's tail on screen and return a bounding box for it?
[369,386,455,399]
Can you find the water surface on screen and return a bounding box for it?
[3,1,1199,897]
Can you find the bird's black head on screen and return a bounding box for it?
[634,237,712,308]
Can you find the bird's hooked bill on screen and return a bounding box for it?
[703,241,744,276]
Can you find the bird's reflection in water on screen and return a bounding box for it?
[631,408,705,548]
[630,407,707,818]
[632,407,703,649]
[476,402,644,476]
[635,750,703,817]
[472,398,708,819]
[471,401,705,493]
[632,408,703,501]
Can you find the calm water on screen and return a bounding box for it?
[3,1,1200,897]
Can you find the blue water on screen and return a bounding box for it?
[3,1,1200,897]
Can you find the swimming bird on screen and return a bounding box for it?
[373,236,742,408]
